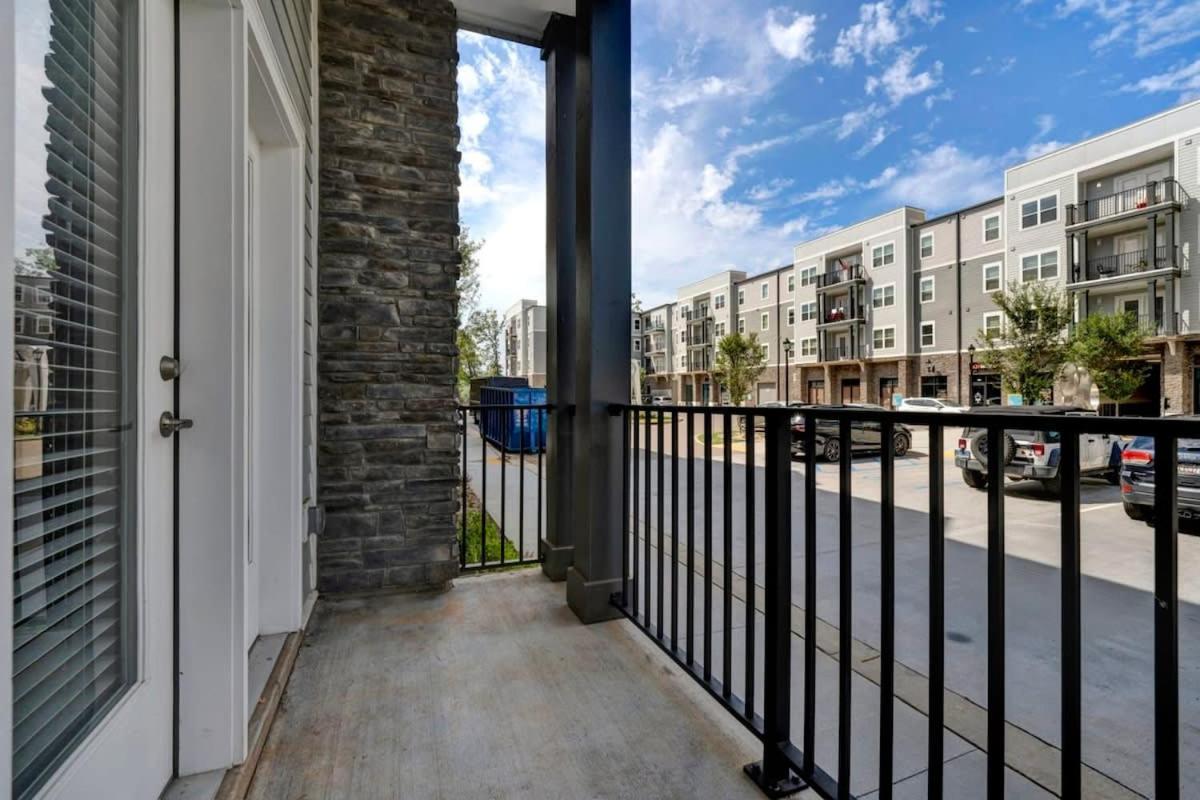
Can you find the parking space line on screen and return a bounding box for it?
[1081,502,1122,514]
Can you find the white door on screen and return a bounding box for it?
[244,129,261,651]
[1119,166,1167,211]
[8,0,176,797]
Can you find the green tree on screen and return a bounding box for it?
[467,308,503,377]
[455,228,485,399]
[711,331,767,407]
[977,281,1074,405]
[1069,311,1148,415]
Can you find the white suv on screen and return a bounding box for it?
[897,397,963,413]
[954,406,1122,492]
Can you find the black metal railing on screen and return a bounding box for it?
[1076,245,1177,282]
[824,344,860,361]
[614,402,1194,800]
[457,404,548,572]
[816,264,865,289]
[1068,178,1187,225]
[819,307,866,326]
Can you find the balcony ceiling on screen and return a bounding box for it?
[453,0,575,45]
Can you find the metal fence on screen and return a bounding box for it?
[613,403,1194,800]
[457,404,548,572]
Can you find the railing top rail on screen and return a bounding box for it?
[459,403,553,411]
[618,402,1200,436]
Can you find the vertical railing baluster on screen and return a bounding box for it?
[537,407,544,562]
[745,410,756,721]
[837,418,853,797]
[671,409,680,652]
[1154,430,1179,799]
[519,407,526,562]
[480,413,488,569]
[986,423,1006,798]
[500,407,508,567]
[632,408,640,618]
[723,411,733,697]
[461,409,467,571]
[803,412,817,775]
[744,410,802,794]
[658,409,666,639]
[622,408,630,606]
[687,409,696,667]
[1060,431,1081,800]
[928,423,944,798]
[880,418,896,799]
[644,409,652,627]
[704,410,714,682]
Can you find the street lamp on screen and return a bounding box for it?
[782,338,794,405]
[967,344,977,406]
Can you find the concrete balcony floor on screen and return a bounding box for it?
[246,569,786,800]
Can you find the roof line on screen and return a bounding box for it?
[916,196,1005,226]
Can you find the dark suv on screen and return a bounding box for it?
[1120,424,1200,524]
[790,404,913,462]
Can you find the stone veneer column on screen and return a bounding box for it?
[1162,341,1193,415]
[316,0,460,593]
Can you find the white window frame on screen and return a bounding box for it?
[762,343,770,361]
[920,321,935,348]
[983,311,1003,338]
[35,287,51,305]
[738,317,746,334]
[873,325,896,350]
[983,261,1002,293]
[633,318,640,331]
[15,316,24,335]
[35,316,52,336]
[919,276,935,304]
[760,282,769,299]
[738,288,745,306]
[633,338,640,352]
[1020,192,1059,230]
[715,322,726,337]
[800,301,816,321]
[801,337,817,357]
[786,306,795,326]
[760,312,769,331]
[1019,247,1059,283]
[714,293,725,310]
[920,233,934,259]
[787,274,795,293]
[872,283,895,309]
[15,285,24,304]
[800,265,817,286]
[983,213,1001,243]
[871,241,895,268]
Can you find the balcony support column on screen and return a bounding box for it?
[1075,233,1087,283]
[1165,210,1176,268]
[566,0,632,623]
[1166,278,1177,336]
[1147,212,1157,261]
[541,13,577,581]
[1148,278,1159,334]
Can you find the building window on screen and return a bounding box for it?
[760,312,769,331]
[1021,249,1058,282]
[15,285,24,304]
[738,288,745,305]
[920,233,934,259]
[633,318,640,331]
[983,312,1002,337]
[36,317,52,336]
[873,326,896,350]
[787,274,795,293]
[35,287,51,305]
[762,343,770,361]
[714,293,726,310]
[984,214,1001,242]
[920,321,935,347]
[872,242,895,268]
[15,316,24,335]
[786,306,795,326]
[921,375,949,399]
[801,337,817,357]
[872,284,895,308]
[738,317,746,334]
[801,301,816,321]
[1020,194,1058,229]
[761,282,769,299]
[800,265,818,286]
[634,339,640,352]
[983,262,1001,292]
[919,276,935,303]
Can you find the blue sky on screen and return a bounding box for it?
[458,0,1200,312]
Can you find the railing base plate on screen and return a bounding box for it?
[743,762,807,798]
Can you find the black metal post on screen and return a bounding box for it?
[1154,432,1179,798]
[928,423,944,797]
[1060,431,1081,800]
[986,424,1005,798]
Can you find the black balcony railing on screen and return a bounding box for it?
[825,344,860,361]
[816,264,865,289]
[1069,178,1187,225]
[819,307,865,326]
[1076,245,1177,282]
[457,404,548,572]
[615,403,1194,799]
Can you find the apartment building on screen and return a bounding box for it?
[734,265,793,403]
[671,270,746,404]
[639,302,676,400]
[503,298,548,387]
[1007,101,1200,415]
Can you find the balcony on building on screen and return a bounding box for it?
[816,253,866,291]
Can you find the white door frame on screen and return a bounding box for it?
[1,0,178,796]
[177,0,304,775]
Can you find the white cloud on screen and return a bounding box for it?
[837,103,886,139]
[747,178,795,201]
[791,165,899,205]
[832,2,901,66]
[1025,140,1066,159]
[1034,113,1056,139]
[855,125,892,157]
[903,0,945,25]
[865,47,943,105]
[886,144,1002,212]
[1055,0,1200,57]
[1121,58,1200,102]
[964,24,981,33]
[766,8,818,62]
[924,88,954,110]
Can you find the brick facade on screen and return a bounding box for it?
[316,0,461,593]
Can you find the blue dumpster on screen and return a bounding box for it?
[479,386,547,452]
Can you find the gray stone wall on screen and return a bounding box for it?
[317,0,461,593]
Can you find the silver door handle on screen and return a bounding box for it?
[159,411,194,437]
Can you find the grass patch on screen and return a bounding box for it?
[462,505,519,565]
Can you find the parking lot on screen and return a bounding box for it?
[464,415,1200,796]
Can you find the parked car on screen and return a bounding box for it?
[1119,424,1200,524]
[897,397,963,413]
[790,403,913,462]
[954,405,1122,492]
[650,395,672,406]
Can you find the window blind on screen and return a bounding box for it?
[12,0,135,796]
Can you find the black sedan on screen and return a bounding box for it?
[1120,425,1200,525]
[790,403,913,462]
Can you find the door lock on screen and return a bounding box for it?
[159,411,194,437]
[159,355,181,381]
